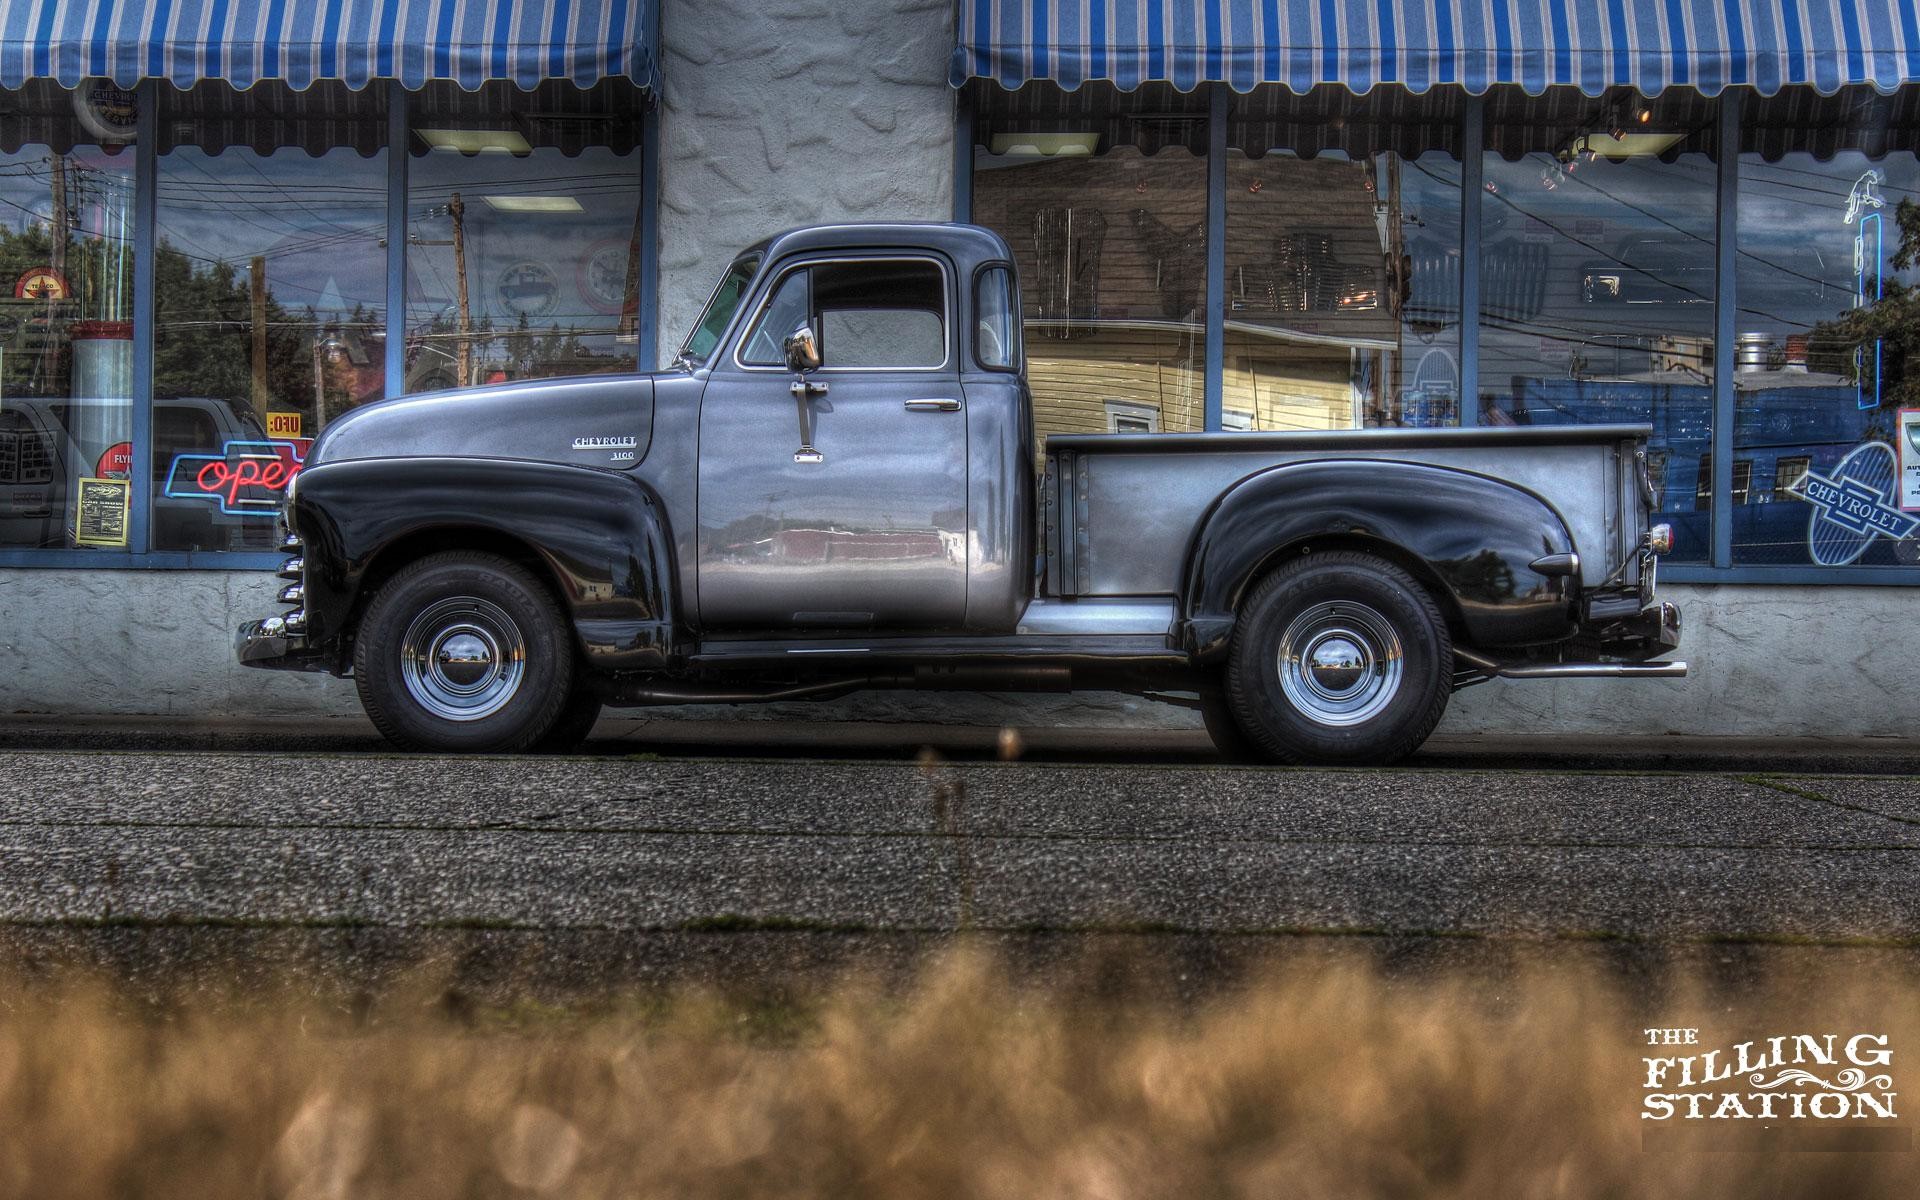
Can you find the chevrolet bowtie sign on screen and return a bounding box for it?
[1794,441,1918,566]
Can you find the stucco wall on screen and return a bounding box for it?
[0,571,1907,741]
[650,0,958,368]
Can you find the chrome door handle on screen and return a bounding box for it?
[904,398,962,412]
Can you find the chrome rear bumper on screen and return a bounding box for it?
[1454,602,1687,682]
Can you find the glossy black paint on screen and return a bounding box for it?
[288,457,678,671]
[1181,460,1579,660]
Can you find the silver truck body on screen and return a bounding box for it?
[241,222,1683,762]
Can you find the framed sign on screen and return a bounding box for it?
[1900,409,1920,512]
[73,476,130,547]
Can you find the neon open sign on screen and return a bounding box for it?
[163,439,310,516]
[1846,170,1885,411]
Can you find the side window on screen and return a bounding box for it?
[740,259,948,369]
[739,271,812,366]
[975,265,1020,370]
[815,261,946,368]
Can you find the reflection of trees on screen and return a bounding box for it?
[409,308,616,388]
[1438,549,1517,602]
[0,216,131,398]
[149,239,377,421]
[1808,196,1920,416]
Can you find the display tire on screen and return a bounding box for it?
[353,551,574,754]
[1226,551,1451,766]
[533,687,605,753]
[1196,674,1261,763]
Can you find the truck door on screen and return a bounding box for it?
[696,255,968,629]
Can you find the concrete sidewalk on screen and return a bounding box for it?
[0,712,1914,775]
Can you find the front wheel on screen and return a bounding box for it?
[1226,551,1451,765]
[353,552,574,753]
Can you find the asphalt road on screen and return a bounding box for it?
[2,749,1917,947]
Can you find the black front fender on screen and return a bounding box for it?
[1182,459,1579,659]
[288,457,678,671]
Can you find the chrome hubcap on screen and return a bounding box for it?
[399,597,526,722]
[1278,601,1404,727]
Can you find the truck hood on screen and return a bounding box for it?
[307,374,658,471]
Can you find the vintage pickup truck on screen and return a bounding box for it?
[238,222,1684,763]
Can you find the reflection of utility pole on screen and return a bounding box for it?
[621,202,642,342]
[449,191,472,387]
[48,153,66,280]
[312,335,326,422]
[250,255,269,413]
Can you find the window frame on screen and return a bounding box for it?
[0,76,655,569]
[961,80,1920,586]
[726,253,955,375]
[971,261,1023,373]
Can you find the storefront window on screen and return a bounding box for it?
[1227,86,1461,430]
[1733,88,1920,567]
[970,82,1207,439]
[152,81,386,552]
[0,82,137,551]
[1478,88,1719,564]
[404,80,643,392]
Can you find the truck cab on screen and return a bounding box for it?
[239,223,1684,765]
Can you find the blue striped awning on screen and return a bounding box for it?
[0,0,657,92]
[952,0,1920,95]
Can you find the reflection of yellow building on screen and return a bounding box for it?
[1025,318,1388,440]
[978,144,1457,441]
[1026,322,1204,435]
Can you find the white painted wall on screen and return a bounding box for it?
[0,571,1906,740]
[0,0,1905,742]
[650,0,958,367]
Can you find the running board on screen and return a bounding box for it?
[691,633,1184,667]
[1454,647,1688,680]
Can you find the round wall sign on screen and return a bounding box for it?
[71,80,139,144]
[95,441,132,479]
[579,241,633,315]
[496,260,559,320]
[15,267,69,300]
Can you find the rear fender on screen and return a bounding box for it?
[288,457,678,671]
[1181,459,1579,660]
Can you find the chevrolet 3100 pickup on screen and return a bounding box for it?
[237,223,1685,764]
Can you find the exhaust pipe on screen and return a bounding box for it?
[1453,647,1688,680]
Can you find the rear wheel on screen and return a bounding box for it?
[353,551,573,753]
[1226,551,1451,765]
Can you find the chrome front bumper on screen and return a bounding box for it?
[236,524,330,672]
[235,618,333,672]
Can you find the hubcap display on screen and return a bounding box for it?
[1277,601,1404,727]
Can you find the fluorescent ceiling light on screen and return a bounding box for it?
[417,128,532,154]
[482,195,583,213]
[1584,132,1686,159]
[989,132,1100,157]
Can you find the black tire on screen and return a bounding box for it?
[1196,675,1261,763]
[1226,551,1451,765]
[353,551,574,753]
[533,687,604,753]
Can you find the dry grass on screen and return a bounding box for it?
[0,945,1913,1199]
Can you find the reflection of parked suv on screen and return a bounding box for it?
[0,396,272,550]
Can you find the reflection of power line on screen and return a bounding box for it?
[1483,159,1826,331]
[1744,158,1920,201]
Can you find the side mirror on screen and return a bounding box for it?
[783,324,821,373]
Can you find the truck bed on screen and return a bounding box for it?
[1042,424,1651,597]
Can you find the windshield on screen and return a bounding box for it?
[679,254,762,365]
